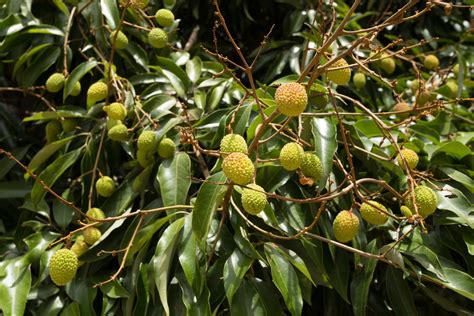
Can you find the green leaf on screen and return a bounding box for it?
[178,214,201,295]
[21,46,61,87]
[13,43,52,79]
[23,107,86,122]
[223,249,253,304]
[52,189,74,229]
[63,59,98,101]
[0,259,32,316]
[0,181,31,199]
[385,267,418,316]
[186,56,202,83]
[100,0,120,30]
[230,279,266,316]
[440,167,474,193]
[311,117,337,181]
[425,141,471,160]
[65,277,97,316]
[156,152,191,210]
[0,146,29,180]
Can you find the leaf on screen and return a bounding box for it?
[100,0,120,30]
[0,181,31,199]
[423,268,474,300]
[178,214,201,295]
[27,136,79,175]
[13,43,52,78]
[186,56,202,83]
[230,279,266,316]
[156,152,191,210]
[311,117,337,182]
[63,59,98,101]
[65,277,97,316]
[0,146,29,180]
[0,259,32,316]
[192,172,227,241]
[440,167,474,193]
[385,267,418,316]
[223,249,253,304]
[23,107,86,122]
[52,189,74,229]
[425,141,471,160]
[21,46,60,87]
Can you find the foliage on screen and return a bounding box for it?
[0,0,473,315]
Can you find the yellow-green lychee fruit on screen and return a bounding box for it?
[411,79,421,94]
[241,183,267,215]
[326,58,351,85]
[110,30,128,50]
[46,73,65,93]
[222,152,255,185]
[380,56,396,74]
[300,152,323,181]
[70,236,89,258]
[148,28,168,48]
[137,149,155,167]
[87,81,108,107]
[49,249,78,286]
[452,64,459,76]
[416,90,431,106]
[106,118,121,130]
[138,130,158,152]
[396,148,419,170]
[71,81,81,96]
[103,102,127,120]
[86,207,106,224]
[274,82,308,117]
[46,120,62,143]
[132,164,153,192]
[61,119,77,133]
[108,123,128,141]
[405,185,438,218]
[393,102,411,119]
[95,176,116,197]
[155,9,174,27]
[445,81,458,99]
[220,134,248,156]
[157,138,176,158]
[424,55,439,70]
[360,201,389,225]
[353,72,366,89]
[400,205,413,217]
[279,142,304,171]
[333,210,359,243]
[83,227,102,245]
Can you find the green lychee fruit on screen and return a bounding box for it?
[241,183,267,215]
[353,72,366,89]
[71,81,81,96]
[416,90,431,106]
[95,176,116,197]
[137,149,155,167]
[108,123,128,141]
[333,210,359,243]
[222,152,255,185]
[279,142,304,171]
[452,64,459,76]
[87,81,108,107]
[106,118,121,130]
[148,28,168,48]
[396,148,419,170]
[86,207,106,224]
[155,9,175,27]
[300,152,323,181]
[380,55,396,74]
[137,130,158,152]
[445,81,458,99]
[326,58,351,85]
[400,205,413,217]
[393,102,411,119]
[220,133,248,156]
[46,73,65,93]
[360,201,389,225]
[157,138,176,158]
[424,55,439,70]
[274,82,308,117]
[411,79,421,94]
[83,227,102,245]
[70,236,89,258]
[103,102,127,120]
[110,30,128,50]
[45,120,62,143]
[49,249,78,286]
[405,185,438,218]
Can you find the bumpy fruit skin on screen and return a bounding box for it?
[424,55,439,70]
[49,249,78,286]
[220,134,248,155]
[95,176,116,197]
[83,227,102,245]
[138,130,158,152]
[106,118,121,130]
[46,120,62,143]
[327,58,351,85]
[108,124,128,141]
[103,102,127,120]
[87,82,108,106]
[360,201,389,225]
[155,9,175,27]
[241,184,267,215]
[380,55,396,74]
[71,81,81,96]
[71,236,89,258]
[353,72,366,89]
[110,30,128,49]
[411,79,420,94]
[279,142,304,171]
[396,148,419,170]
[300,152,323,181]
[393,102,411,119]
[405,185,438,218]
[333,210,359,243]
[86,208,106,223]
[46,73,65,93]
[400,206,413,217]
[137,149,155,167]
[157,138,176,158]
[445,81,458,98]
[274,82,308,117]
[148,28,168,48]
[222,152,255,185]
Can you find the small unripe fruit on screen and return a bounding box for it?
[445,81,458,99]
[46,120,62,143]
[393,102,411,119]
[110,30,128,50]
[71,81,81,96]
[108,124,128,141]
[222,152,255,185]
[380,56,396,74]
[95,176,116,197]
[397,148,419,170]
[274,82,308,117]
[61,119,77,132]
[86,208,106,223]
[353,72,366,89]
[137,149,155,167]
[157,138,176,158]
[405,185,438,218]
[46,73,65,93]
[360,201,389,225]
[416,90,431,106]
[241,184,267,215]
[220,134,248,155]
[411,79,421,94]
[87,82,108,106]
[138,130,158,152]
[423,55,439,70]
[49,249,78,286]
[148,28,168,48]
[300,152,323,181]
[400,205,413,217]
[106,118,121,130]
[333,210,359,243]
[155,9,174,27]
[103,102,127,120]
[326,58,351,85]
[70,236,89,258]
[279,142,304,171]
[83,227,102,245]
[452,64,459,76]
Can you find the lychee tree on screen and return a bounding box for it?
[0,0,473,315]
